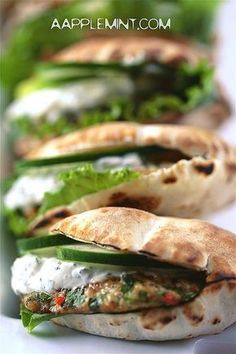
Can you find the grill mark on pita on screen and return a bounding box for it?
[193,161,215,175]
[30,209,72,233]
[109,320,124,326]
[159,314,177,325]
[171,243,205,268]
[109,192,161,211]
[109,48,123,60]
[168,53,189,65]
[144,48,162,61]
[32,217,51,229]
[53,209,71,219]
[140,309,177,330]
[187,253,201,264]
[183,301,204,326]
[204,282,223,293]
[227,281,236,291]
[226,162,236,174]
[163,176,177,184]
[225,162,236,182]
[209,273,236,283]
[212,318,221,325]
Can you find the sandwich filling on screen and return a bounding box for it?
[4,147,190,237]
[6,60,215,142]
[12,255,204,315]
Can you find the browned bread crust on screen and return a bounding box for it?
[26,122,236,161]
[53,35,205,65]
[51,207,236,283]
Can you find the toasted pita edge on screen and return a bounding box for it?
[51,207,236,282]
[25,122,236,162]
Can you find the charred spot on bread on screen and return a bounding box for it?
[212,318,221,325]
[163,176,177,184]
[140,308,177,330]
[109,192,161,211]
[31,217,51,229]
[183,301,204,326]
[53,209,71,219]
[193,161,214,175]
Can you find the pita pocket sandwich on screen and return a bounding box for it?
[5,35,230,155]
[11,207,236,340]
[6,122,235,237]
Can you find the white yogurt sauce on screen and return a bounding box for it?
[95,153,144,170]
[4,174,61,210]
[11,255,128,295]
[6,76,134,122]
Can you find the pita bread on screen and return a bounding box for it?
[51,207,236,340]
[53,35,205,65]
[172,91,230,129]
[26,122,235,160]
[27,123,236,234]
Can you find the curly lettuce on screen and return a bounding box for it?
[40,163,140,214]
[139,60,215,120]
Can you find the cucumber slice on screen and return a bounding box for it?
[36,61,168,76]
[17,234,76,255]
[56,244,172,268]
[16,145,164,170]
[26,246,57,257]
[36,61,138,74]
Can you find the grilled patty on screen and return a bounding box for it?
[23,271,204,314]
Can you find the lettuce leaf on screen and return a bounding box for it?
[175,60,215,109]
[10,115,77,139]
[138,60,214,120]
[39,164,140,214]
[20,305,62,333]
[0,1,107,96]
[138,95,183,119]
[3,208,30,237]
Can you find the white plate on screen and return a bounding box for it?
[0,1,236,353]
[0,315,235,354]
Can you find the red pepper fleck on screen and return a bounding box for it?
[55,293,65,306]
[162,292,179,305]
[190,287,198,292]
